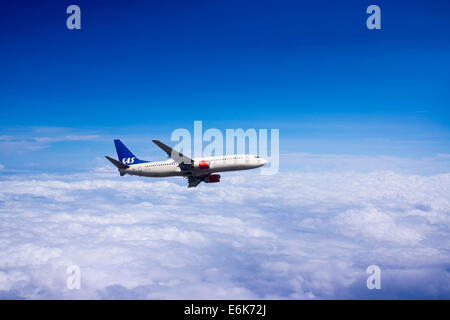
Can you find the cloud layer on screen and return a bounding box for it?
[0,169,449,299]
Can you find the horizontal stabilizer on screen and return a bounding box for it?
[105,156,129,169]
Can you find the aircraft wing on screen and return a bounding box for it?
[186,175,206,188]
[152,140,193,166]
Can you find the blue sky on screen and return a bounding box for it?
[0,0,449,173]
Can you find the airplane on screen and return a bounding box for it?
[105,139,268,188]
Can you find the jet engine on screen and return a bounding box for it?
[203,174,220,183]
[196,160,209,170]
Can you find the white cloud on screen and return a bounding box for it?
[34,135,100,143]
[0,170,449,299]
[280,153,450,174]
[0,133,100,152]
[333,207,423,245]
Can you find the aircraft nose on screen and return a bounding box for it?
[260,158,268,165]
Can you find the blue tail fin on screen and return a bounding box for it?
[114,139,148,165]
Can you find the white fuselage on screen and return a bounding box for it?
[121,154,267,177]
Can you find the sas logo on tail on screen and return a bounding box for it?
[122,157,135,164]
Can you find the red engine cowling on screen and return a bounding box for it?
[203,174,220,183]
[198,160,209,170]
